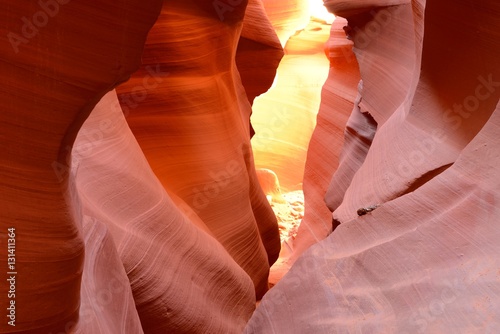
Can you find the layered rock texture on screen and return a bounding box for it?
[291,16,361,260]
[0,1,163,332]
[114,0,282,304]
[247,0,500,332]
[1,0,281,333]
[1,0,500,333]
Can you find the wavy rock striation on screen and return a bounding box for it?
[1,0,282,333]
[293,17,361,258]
[0,1,162,332]
[236,0,284,106]
[74,90,257,333]
[115,0,281,302]
[247,0,500,332]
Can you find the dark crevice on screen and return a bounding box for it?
[331,217,341,233]
[330,163,453,230]
[397,162,454,198]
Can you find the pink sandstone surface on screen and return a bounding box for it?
[292,16,361,259]
[1,0,500,333]
[74,90,257,333]
[247,0,500,333]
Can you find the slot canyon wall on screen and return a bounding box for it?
[248,0,500,333]
[1,0,283,332]
[0,1,499,334]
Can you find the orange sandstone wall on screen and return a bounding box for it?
[0,0,282,333]
[115,0,281,301]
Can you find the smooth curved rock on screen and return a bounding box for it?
[236,0,284,105]
[246,101,500,333]
[76,216,144,334]
[293,17,361,258]
[74,90,257,333]
[115,0,281,300]
[330,0,498,224]
[256,168,286,203]
[247,0,500,332]
[0,1,162,332]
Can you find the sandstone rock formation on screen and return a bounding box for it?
[237,0,284,105]
[2,0,500,332]
[1,0,281,333]
[293,17,361,258]
[246,0,500,332]
[115,0,281,302]
[0,1,163,332]
[74,90,258,333]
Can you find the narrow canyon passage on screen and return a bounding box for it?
[250,0,335,285]
[1,0,499,333]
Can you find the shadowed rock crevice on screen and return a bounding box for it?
[395,162,454,198]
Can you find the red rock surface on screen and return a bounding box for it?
[236,0,284,105]
[0,1,162,332]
